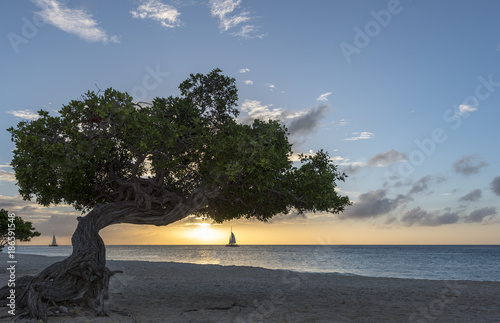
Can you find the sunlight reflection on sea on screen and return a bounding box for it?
[11,245,500,281]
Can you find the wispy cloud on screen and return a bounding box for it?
[316,92,332,102]
[32,0,119,43]
[240,99,280,120]
[265,83,276,90]
[0,169,16,183]
[131,0,182,29]
[342,132,374,141]
[456,97,479,116]
[335,119,349,127]
[458,103,478,115]
[233,24,263,38]
[7,109,40,120]
[209,0,264,38]
[244,80,253,85]
[239,68,250,73]
[289,151,348,163]
[240,99,319,124]
[209,0,249,30]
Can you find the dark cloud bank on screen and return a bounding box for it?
[453,155,488,175]
[338,189,410,220]
[339,174,497,226]
[458,189,482,203]
[401,207,460,226]
[491,176,500,196]
[287,104,328,137]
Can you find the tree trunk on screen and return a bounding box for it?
[1,206,112,321]
[0,187,218,321]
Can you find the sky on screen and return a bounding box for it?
[1,0,500,245]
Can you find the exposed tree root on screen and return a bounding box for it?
[0,188,217,321]
[0,206,118,322]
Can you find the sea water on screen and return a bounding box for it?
[11,245,500,281]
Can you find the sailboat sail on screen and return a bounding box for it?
[49,233,58,247]
[225,228,239,247]
[229,232,236,244]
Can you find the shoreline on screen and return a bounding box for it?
[1,254,500,322]
[7,245,500,282]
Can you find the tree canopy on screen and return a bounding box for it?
[0,209,40,250]
[8,68,350,224]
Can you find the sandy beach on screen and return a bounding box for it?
[0,253,499,322]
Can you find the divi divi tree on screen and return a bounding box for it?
[3,69,350,320]
[0,209,41,251]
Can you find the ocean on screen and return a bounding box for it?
[12,245,500,281]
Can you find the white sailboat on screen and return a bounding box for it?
[49,233,58,247]
[225,227,239,247]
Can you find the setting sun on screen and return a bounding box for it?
[185,223,224,244]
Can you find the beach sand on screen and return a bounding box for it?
[0,253,499,322]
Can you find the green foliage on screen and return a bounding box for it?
[8,68,350,222]
[0,209,41,251]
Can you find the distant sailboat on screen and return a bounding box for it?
[225,227,239,247]
[49,233,58,247]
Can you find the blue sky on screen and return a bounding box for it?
[1,0,500,245]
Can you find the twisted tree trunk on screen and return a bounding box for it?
[0,187,218,321]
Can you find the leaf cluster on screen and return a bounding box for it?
[0,209,41,250]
